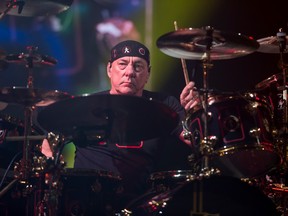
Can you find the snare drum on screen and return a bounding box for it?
[187,93,281,178]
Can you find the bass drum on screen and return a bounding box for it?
[58,168,123,216]
[125,175,280,216]
[187,93,281,178]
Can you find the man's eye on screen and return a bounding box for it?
[135,64,144,70]
[118,63,127,68]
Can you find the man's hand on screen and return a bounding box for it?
[180,81,201,111]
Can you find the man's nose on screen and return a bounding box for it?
[124,64,136,76]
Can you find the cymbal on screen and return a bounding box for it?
[5,53,57,67]
[257,36,288,53]
[0,87,72,106]
[37,94,179,143]
[0,0,73,17]
[156,27,259,60]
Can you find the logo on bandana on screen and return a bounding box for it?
[110,40,150,64]
[122,46,132,54]
[139,48,145,56]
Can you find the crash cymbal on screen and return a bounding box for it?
[0,87,72,106]
[37,94,179,143]
[156,27,259,60]
[0,0,73,17]
[257,36,288,53]
[5,53,57,67]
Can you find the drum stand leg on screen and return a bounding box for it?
[199,58,220,177]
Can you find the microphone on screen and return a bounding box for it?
[277,28,287,53]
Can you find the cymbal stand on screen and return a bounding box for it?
[21,46,37,182]
[198,26,219,177]
[23,46,64,216]
[277,29,288,170]
[0,0,25,19]
[14,46,48,216]
[277,28,287,131]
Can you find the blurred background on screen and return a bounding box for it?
[0,0,287,97]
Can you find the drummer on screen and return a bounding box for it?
[41,40,199,210]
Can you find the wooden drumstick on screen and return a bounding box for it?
[174,21,190,85]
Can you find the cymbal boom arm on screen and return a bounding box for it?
[200,26,215,175]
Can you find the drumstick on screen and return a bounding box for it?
[174,21,190,85]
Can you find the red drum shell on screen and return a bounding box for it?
[188,93,281,178]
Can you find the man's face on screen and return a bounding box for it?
[107,56,150,96]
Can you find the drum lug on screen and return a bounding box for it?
[121,208,132,216]
[249,128,261,138]
[245,102,259,115]
[200,136,217,155]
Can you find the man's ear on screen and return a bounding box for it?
[146,66,151,83]
[148,65,151,73]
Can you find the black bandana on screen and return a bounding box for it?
[110,40,150,65]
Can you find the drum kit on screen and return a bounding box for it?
[0,1,287,215]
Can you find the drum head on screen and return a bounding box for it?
[127,176,280,216]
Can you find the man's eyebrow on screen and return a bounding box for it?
[118,59,145,64]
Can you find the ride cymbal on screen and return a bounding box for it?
[157,27,259,60]
[0,87,72,106]
[5,53,57,67]
[0,0,73,17]
[257,36,288,53]
[37,94,179,143]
